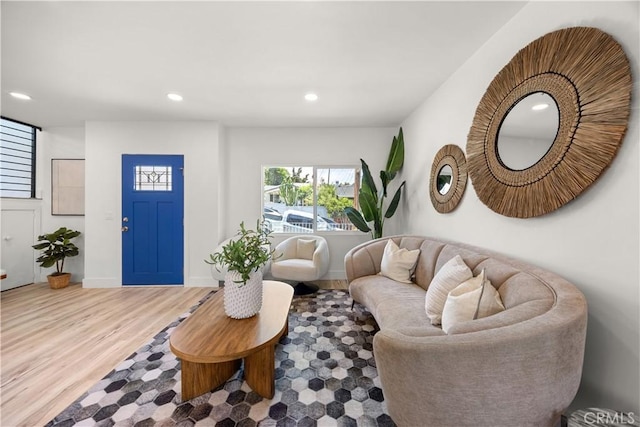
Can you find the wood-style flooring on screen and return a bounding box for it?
[0,280,347,427]
[0,283,212,427]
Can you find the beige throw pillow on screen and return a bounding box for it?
[425,255,473,325]
[380,240,420,284]
[441,269,505,334]
[296,239,316,260]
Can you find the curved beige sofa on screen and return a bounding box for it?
[345,235,587,427]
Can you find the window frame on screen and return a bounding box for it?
[0,116,40,199]
[262,164,362,235]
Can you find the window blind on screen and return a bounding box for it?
[0,117,38,198]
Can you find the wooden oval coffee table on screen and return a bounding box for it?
[170,280,294,400]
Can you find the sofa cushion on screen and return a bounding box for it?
[380,239,420,284]
[441,269,505,333]
[296,239,316,260]
[349,275,444,336]
[413,240,446,290]
[425,255,473,325]
[271,259,317,281]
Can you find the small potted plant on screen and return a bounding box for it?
[32,227,81,289]
[206,220,275,319]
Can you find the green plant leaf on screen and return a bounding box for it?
[204,219,275,285]
[32,226,81,273]
[380,170,390,198]
[384,181,406,218]
[348,127,405,239]
[359,189,378,222]
[373,217,383,239]
[40,259,56,268]
[385,127,405,176]
[344,207,371,233]
[360,159,378,204]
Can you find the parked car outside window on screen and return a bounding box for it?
[263,207,283,233]
[281,210,342,233]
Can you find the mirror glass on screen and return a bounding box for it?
[497,92,559,170]
[437,165,453,195]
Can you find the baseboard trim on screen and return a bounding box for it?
[82,278,121,288]
[186,276,219,287]
[82,277,221,288]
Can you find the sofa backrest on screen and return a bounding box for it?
[345,235,575,334]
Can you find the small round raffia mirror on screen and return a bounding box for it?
[467,27,632,218]
[430,144,467,213]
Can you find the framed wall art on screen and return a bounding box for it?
[51,159,85,216]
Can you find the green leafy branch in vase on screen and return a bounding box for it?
[344,127,405,239]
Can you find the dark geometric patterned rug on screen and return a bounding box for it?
[46,289,395,427]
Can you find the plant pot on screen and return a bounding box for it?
[223,270,263,319]
[47,273,71,289]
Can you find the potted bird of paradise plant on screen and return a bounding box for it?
[345,127,406,239]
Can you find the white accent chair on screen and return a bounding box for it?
[209,237,234,284]
[270,235,330,295]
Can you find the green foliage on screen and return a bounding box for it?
[264,167,290,186]
[32,227,81,275]
[344,127,406,239]
[317,184,353,218]
[297,184,313,206]
[290,167,309,183]
[205,220,275,286]
[280,176,299,206]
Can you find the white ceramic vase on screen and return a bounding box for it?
[223,270,263,319]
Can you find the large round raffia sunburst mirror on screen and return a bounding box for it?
[430,144,467,213]
[466,26,632,218]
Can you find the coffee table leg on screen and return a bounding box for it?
[180,359,241,401]
[244,344,275,399]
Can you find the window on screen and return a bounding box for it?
[263,166,361,233]
[0,117,39,198]
[134,165,172,191]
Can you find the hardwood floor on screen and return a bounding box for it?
[0,279,347,427]
[0,282,212,427]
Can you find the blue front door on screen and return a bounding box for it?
[122,154,184,285]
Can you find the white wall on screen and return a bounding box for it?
[1,130,42,290]
[399,1,639,412]
[224,127,397,279]
[38,127,86,283]
[1,126,86,289]
[83,121,222,288]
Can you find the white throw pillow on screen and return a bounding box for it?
[425,255,473,325]
[441,275,483,333]
[475,272,505,320]
[441,269,505,334]
[379,240,420,284]
[296,239,316,260]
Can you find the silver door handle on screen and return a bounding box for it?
[121,226,129,232]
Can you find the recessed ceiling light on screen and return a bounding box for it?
[304,93,318,102]
[10,92,31,100]
[531,103,549,111]
[167,93,183,102]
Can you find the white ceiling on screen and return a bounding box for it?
[1,1,526,129]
